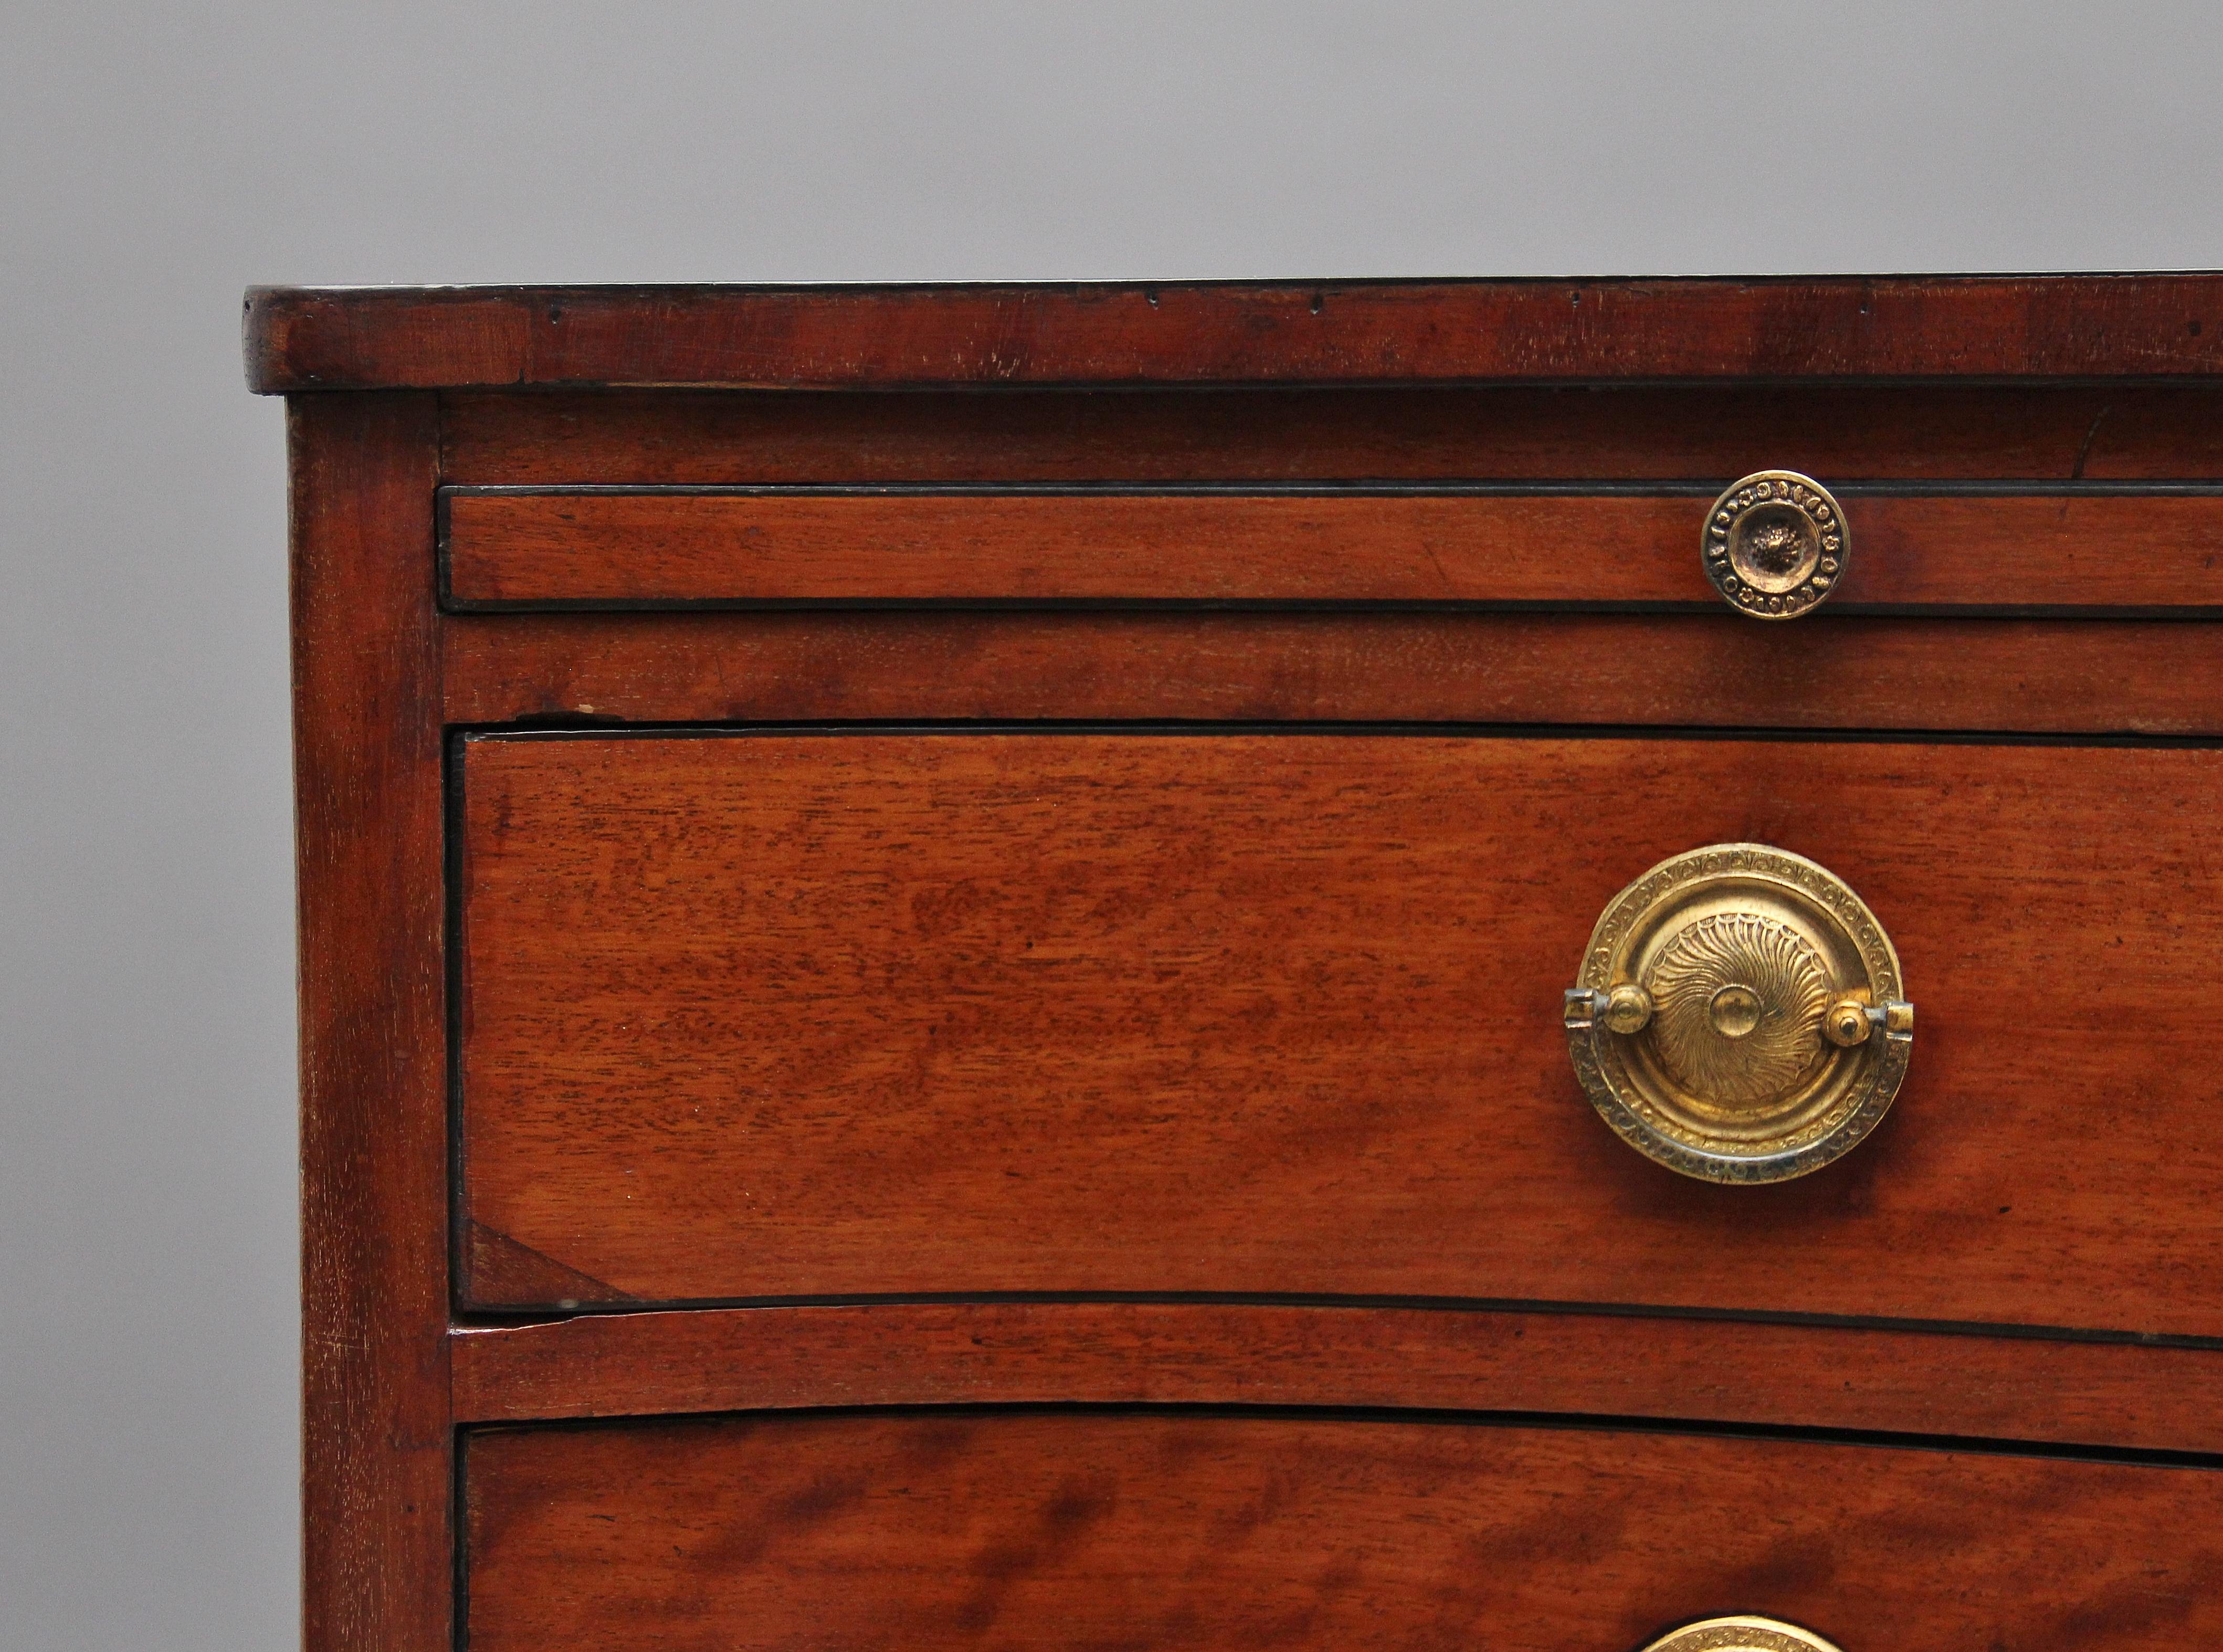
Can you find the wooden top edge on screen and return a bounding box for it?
[244,275,2223,393]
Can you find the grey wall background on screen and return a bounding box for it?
[5,4,2221,1647]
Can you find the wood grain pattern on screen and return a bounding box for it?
[439,385,2223,486]
[441,488,2223,610]
[266,284,2223,1652]
[290,394,451,1652]
[455,732,2223,1334]
[440,610,2223,736]
[244,276,2223,392]
[449,1302,2223,1454]
[463,1412,2223,1652]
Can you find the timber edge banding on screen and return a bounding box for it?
[246,275,2223,393]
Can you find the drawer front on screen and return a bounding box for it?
[463,1412,2223,1650]
[455,731,2223,1331]
[441,485,2223,611]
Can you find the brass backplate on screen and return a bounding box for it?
[1639,1617,1846,1652]
[1566,844,1912,1184]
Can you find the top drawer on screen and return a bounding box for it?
[441,482,2223,612]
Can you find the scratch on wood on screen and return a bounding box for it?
[2071,402,2114,479]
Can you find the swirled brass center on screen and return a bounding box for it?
[1645,912,1830,1107]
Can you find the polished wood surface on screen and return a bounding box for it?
[262,281,2223,1652]
[246,276,2223,392]
[463,1412,2223,1651]
[443,487,2223,610]
[442,611,2223,735]
[291,395,451,1652]
[456,731,2223,1333]
[450,1302,2223,1454]
[439,385,2223,486]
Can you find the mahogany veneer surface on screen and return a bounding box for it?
[463,1412,2223,1652]
[260,278,2223,1652]
[442,610,2223,735]
[449,1302,2223,1454]
[290,396,454,1652]
[438,385,2223,485]
[456,730,2223,1333]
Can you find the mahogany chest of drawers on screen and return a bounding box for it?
[248,278,2223,1652]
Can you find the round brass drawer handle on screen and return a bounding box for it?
[1703,470,1849,619]
[1640,1617,1845,1652]
[1564,843,1913,1183]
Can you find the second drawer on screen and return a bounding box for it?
[454,729,2223,1332]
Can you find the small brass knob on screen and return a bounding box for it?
[1703,470,1848,619]
[1639,1617,1845,1652]
[1564,844,1914,1183]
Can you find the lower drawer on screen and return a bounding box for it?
[463,1411,2222,1650]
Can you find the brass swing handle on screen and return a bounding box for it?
[1565,984,1914,1047]
[1563,843,1914,1184]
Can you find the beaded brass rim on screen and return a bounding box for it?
[1703,471,1848,619]
[1637,1616,1846,1652]
[1565,844,1913,1184]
